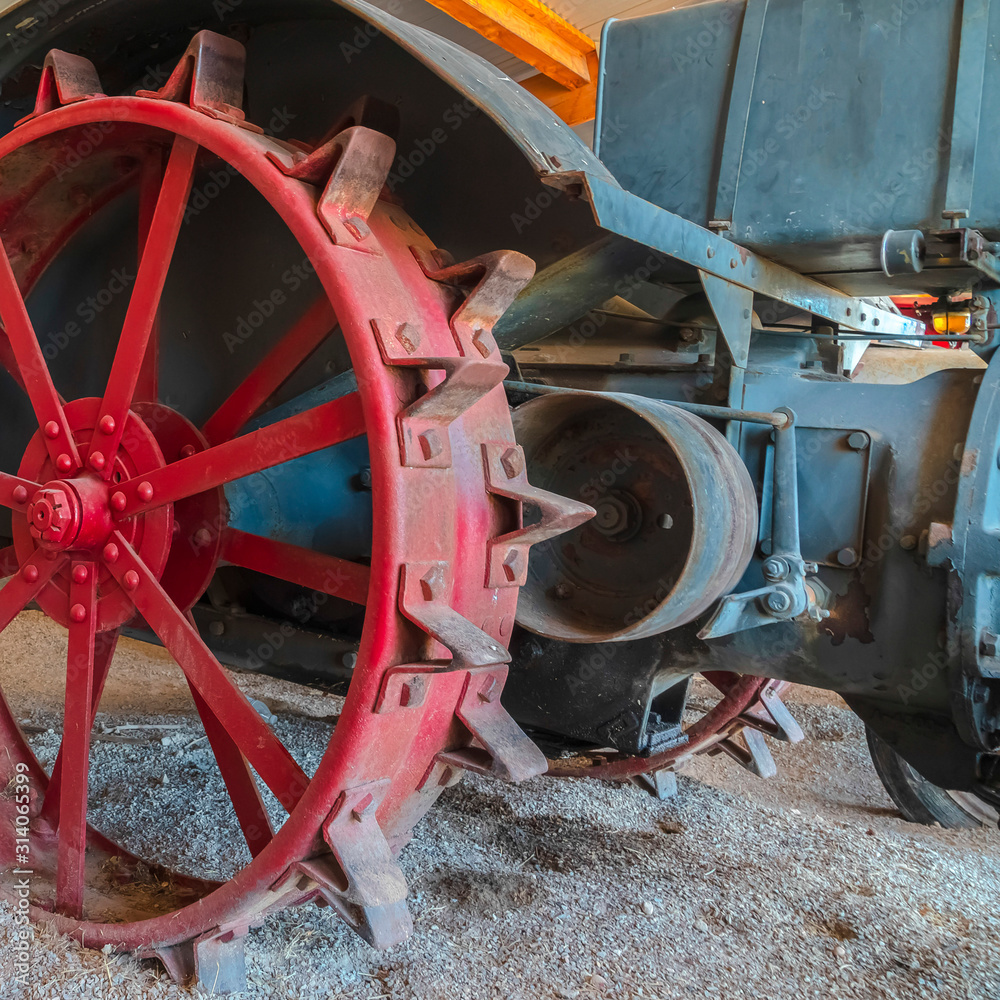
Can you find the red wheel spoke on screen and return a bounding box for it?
[0,471,40,512]
[221,528,370,606]
[0,546,17,578]
[202,298,338,445]
[55,560,98,918]
[187,677,274,858]
[40,630,119,826]
[0,239,79,469]
[89,138,198,474]
[133,154,167,404]
[104,534,309,811]
[114,392,366,517]
[0,552,65,632]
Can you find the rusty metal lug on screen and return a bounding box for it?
[16,51,105,126]
[438,665,547,782]
[481,441,594,588]
[136,30,259,130]
[399,562,511,667]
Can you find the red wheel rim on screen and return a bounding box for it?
[0,35,574,969]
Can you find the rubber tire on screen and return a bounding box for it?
[866,726,995,829]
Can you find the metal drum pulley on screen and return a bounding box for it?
[511,391,758,642]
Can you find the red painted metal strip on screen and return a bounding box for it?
[56,560,98,918]
[114,392,366,517]
[104,533,309,811]
[39,630,119,828]
[221,528,370,606]
[89,137,198,474]
[0,239,80,470]
[188,679,274,858]
[202,298,338,445]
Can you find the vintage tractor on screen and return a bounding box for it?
[0,0,998,988]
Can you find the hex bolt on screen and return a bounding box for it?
[765,590,792,614]
[847,432,870,451]
[500,447,523,480]
[762,556,789,581]
[980,629,998,658]
[836,547,857,567]
[479,675,499,704]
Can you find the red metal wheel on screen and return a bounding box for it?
[0,33,587,986]
[547,674,804,783]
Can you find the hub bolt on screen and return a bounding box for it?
[44,421,60,440]
[72,565,89,584]
[22,565,38,583]
[12,486,27,504]
[180,444,197,459]
[99,415,116,435]
[27,486,77,547]
[123,570,140,592]
[89,451,106,471]
[103,543,119,563]
[56,454,73,473]
[69,604,87,623]
[137,482,154,503]
[111,492,127,513]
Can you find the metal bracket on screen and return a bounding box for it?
[943,0,990,222]
[738,681,805,743]
[399,561,511,667]
[700,408,825,638]
[16,50,104,126]
[699,271,754,433]
[136,30,259,131]
[438,665,548,782]
[370,250,531,469]
[710,0,770,228]
[712,727,777,778]
[481,441,593,588]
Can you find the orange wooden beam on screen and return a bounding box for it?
[520,50,599,126]
[425,0,597,90]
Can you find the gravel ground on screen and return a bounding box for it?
[0,610,998,1000]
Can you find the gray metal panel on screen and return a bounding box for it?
[597,0,1000,271]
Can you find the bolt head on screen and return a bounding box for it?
[123,569,140,592]
[765,590,792,614]
[137,481,154,503]
[89,451,106,471]
[56,454,73,473]
[500,446,524,480]
[111,492,127,512]
[419,566,446,601]
[762,556,789,581]
[180,443,197,459]
[194,528,212,548]
[103,543,119,563]
[27,486,76,546]
[98,415,116,435]
[44,420,60,440]
[22,565,38,583]
[72,564,89,584]
[11,485,27,505]
[836,547,857,567]
[69,603,87,623]
[847,431,870,451]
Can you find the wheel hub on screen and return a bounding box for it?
[28,483,81,548]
